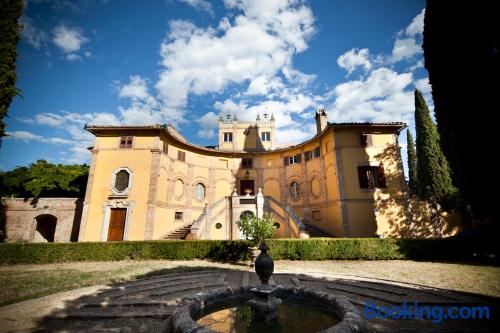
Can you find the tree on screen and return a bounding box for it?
[0,0,23,145]
[423,0,498,223]
[406,129,418,197]
[414,90,456,203]
[0,160,89,198]
[236,213,276,246]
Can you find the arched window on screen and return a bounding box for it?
[290,181,300,200]
[195,183,206,201]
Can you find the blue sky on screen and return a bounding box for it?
[1,0,430,173]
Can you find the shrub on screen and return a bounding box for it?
[0,238,494,265]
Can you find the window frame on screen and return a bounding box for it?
[177,150,186,162]
[289,154,301,165]
[223,132,233,142]
[289,181,301,200]
[174,211,183,220]
[110,167,133,196]
[241,158,253,169]
[357,165,387,189]
[119,136,133,149]
[194,183,206,201]
[360,133,373,147]
[261,132,271,142]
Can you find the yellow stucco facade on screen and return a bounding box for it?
[78,110,415,242]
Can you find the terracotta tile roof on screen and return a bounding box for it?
[85,121,406,154]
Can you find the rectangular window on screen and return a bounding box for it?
[162,142,168,154]
[304,151,312,161]
[175,211,183,220]
[360,133,373,147]
[261,132,270,141]
[312,146,321,158]
[119,136,133,148]
[287,154,301,165]
[224,132,233,142]
[177,150,186,162]
[357,165,387,189]
[242,158,253,169]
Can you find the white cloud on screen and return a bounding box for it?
[6,131,73,145]
[328,68,414,123]
[155,0,315,120]
[196,112,220,138]
[21,16,47,49]
[405,9,425,36]
[66,53,81,61]
[179,0,214,16]
[390,37,422,63]
[119,76,149,100]
[117,76,165,125]
[414,77,431,94]
[337,48,372,76]
[246,75,284,96]
[53,24,88,53]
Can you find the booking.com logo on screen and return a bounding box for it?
[365,302,490,323]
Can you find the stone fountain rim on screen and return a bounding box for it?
[165,285,367,333]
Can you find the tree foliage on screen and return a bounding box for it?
[414,90,456,203]
[0,0,23,144]
[423,0,498,222]
[406,129,418,197]
[0,160,89,198]
[236,213,276,246]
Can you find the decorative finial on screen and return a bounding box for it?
[270,113,275,121]
[256,112,261,121]
[233,114,238,122]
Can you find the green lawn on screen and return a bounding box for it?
[1,260,499,306]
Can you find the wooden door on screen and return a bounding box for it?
[239,180,255,195]
[107,208,127,241]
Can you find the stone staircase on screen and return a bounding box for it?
[302,220,334,238]
[162,223,193,240]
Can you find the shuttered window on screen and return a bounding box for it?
[357,165,387,189]
[360,133,373,147]
[177,150,186,162]
[119,136,133,148]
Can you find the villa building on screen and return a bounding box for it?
[75,110,409,241]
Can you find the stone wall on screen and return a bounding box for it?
[1,198,83,243]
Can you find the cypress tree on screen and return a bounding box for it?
[414,89,455,202]
[423,0,497,223]
[0,0,24,145]
[406,129,418,197]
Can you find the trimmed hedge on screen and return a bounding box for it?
[0,238,495,265]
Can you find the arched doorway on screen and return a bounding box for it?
[34,214,57,242]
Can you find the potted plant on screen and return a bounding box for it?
[236,213,276,278]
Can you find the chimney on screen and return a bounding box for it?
[315,109,328,134]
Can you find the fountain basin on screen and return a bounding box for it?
[165,286,367,333]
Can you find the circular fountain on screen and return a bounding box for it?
[165,243,367,333]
